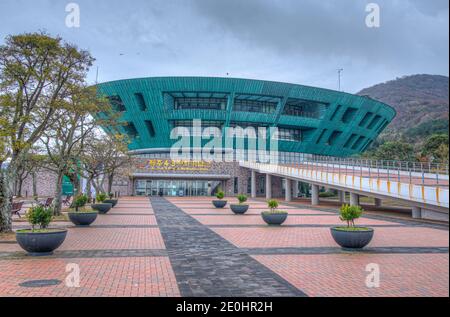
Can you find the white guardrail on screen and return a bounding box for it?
[240,161,449,210]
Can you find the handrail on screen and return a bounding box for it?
[240,160,449,209]
[253,154,449,186]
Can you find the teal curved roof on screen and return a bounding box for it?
[97,76,395,157]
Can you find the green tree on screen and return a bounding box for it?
[421,134,449,162]
[370,141,416,161]
[0,32,94,232]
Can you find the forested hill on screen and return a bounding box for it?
[356,74,449,161]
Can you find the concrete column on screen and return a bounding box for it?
[251,170,257,198]
[293,181,299,198]
[350,192,360,206]
[265,174,272,199]
[311,184,319,206]
[374,198,382,208]
[285,178,292,202]
[338,191,345,204]
[412,206,422,219]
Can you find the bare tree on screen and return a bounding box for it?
[102,135,130,195]
[79,133,129,199]
[13,152,42,197]
[40,85,111,215]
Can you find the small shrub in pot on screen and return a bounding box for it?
[68,194,98,226]
[212,190,227,208]
[261,199,288,225]
[330,204,374,249]
[230,194,249,214]
[91,192,112,214]
[16,206,67,255]
[104,192,118,208]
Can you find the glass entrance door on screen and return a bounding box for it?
[134,179,214,197]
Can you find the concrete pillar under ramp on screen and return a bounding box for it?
[266,174,272,200]
[285,178,292,202]
[311,184,319,206]
[251,170,257,198]
[293,181,299,198]
[338,191,345,204]
[412,206,422,219]
[350,192,360,206]
[374,198,382,207]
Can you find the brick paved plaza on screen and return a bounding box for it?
[0,197,448,297]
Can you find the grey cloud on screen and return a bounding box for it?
[0,0,448,92]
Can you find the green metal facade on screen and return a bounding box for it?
[97,77,395,157]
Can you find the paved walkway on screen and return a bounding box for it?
[151,197,304,297]
[0,198,179,297]
[0,196,448,297]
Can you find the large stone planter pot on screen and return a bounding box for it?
[91,203,112,214]
[230,204,249,214]
[330,227,374,249]
[212,200,227,208]
[103,199,118,207]
[261,212,288,225]
[16,230,67,256]
[68,212,98,226]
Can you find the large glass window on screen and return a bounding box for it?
[282,98,328,119]
[174,97,227,110]
[277,127,303,142]
[171,120,224,136]
[233,98,277,114]
[108,95,126,112]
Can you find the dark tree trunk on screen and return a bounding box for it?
[32,172,38,198]
[86,177,93,202]
[107,173,114,195]
[53,170,64,216]
[17,178,24,198]
[0,166,16,233]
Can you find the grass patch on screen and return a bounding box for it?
[333,227,372,232]
[319,191,336,198]
[261,210,288,215]
[67,208,97,213]
[16,228,67,234]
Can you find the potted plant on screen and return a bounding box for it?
[67,194,98,226]
[104,192,118,208]
[330,204,374,249]
[212,190,227,208]
[16,206,67,256]
[261,199,288,225]
[91,192,113,214]
[230,194,249,214]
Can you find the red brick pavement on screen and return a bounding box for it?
[94,214,158,226]
[0,257,180,297]
[212,226,449,248]
[1,196,448,297]
[193,214,399,226]
[59,227,165,250]
[253,254,449,297]
[0,197,180,297]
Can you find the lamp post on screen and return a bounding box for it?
[337,68,344,91]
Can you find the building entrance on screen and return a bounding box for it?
[134,179,221,197]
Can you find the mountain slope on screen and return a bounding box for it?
[357,74,449,141]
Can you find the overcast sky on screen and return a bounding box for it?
[0,0,448,92]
